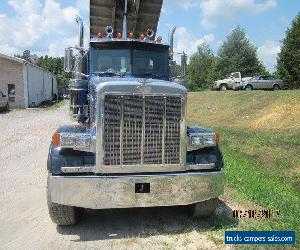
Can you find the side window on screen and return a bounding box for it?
[8,84,16,103]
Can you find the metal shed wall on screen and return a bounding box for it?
[26,65,58,107]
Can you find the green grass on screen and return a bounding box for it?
[222,129,300,228]
[188,90,300,244]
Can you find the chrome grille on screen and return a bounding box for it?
[165,97,182,164]
[103,95,182,166]
[144,97,164,164]
[123,96,143,165]
[103,96,121,165]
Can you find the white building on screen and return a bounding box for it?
[0,53,58,108]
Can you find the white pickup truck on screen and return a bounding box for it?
[213,72,252,90]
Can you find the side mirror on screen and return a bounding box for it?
[64,48,74,73]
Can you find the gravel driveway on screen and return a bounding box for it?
[0,103,236,249]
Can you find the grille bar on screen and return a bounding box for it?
[104,95,182,166]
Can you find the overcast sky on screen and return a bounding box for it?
[0,0,299,72]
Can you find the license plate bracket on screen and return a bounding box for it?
[135,183,150,193]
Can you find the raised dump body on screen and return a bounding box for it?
[90,0,163,38]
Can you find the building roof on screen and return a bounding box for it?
[90,0,163,39]
[0,53,57,77]
[0,53,26,64]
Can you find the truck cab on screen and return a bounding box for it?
[47,0,225,225]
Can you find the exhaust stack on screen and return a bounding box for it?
[122,0,128,39]
[169,26,176,60]
[75,16,84,48]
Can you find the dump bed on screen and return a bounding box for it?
[90,0,163,38]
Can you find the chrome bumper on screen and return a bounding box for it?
[49,171,225,209]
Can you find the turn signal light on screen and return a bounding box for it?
[140,33,145,40]
[97,32,104,38]
[128,32,134,38]
[52,132,61,147]
[215,134,221,144]
[116,32,122,39]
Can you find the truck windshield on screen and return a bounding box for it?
[90,45,169,80]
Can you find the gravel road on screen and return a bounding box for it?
[0,104,236,250]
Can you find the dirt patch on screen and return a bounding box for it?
[249,103,300,131]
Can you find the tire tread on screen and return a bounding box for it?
[47,179,83,226]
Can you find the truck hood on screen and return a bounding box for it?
[89,76,187,95]
[215,78,231,84]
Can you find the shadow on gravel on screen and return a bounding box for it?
[0,108,10,114]
[56,199,238,242]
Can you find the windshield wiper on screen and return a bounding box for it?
[93,71,121,77]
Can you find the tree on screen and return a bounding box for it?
[277,13,300,88]
[216,27,268,78]
[37,56,70,86]
[187,44,218,90]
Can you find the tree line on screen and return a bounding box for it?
[37,56,70,86]
[186,13,300,90]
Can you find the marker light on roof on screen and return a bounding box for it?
[128,32,134,39]
[116,32,122,39]
[97,32,104,38]
[156,36,162,43]
[140,34,145,40]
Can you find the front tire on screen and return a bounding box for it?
[5,102,9,112]
[189,198,218,217]
[220,84,228,91]
[245,84,253,91]
[273,84,280,91]
[47,178,84,226]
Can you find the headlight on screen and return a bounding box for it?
[52,132,92,150]
[191,134,216,147]
[188,133,221,150]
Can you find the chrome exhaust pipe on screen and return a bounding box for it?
[122,0,128,39]
[75,16,84,48]
[169,26,176,55]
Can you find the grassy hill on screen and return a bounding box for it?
[188,90,300,237]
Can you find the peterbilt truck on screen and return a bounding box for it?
[47,0,225,225]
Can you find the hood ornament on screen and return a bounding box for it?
[136,79,152,94]
[137,78,148,85]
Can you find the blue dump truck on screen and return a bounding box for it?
[47,0,225,225]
